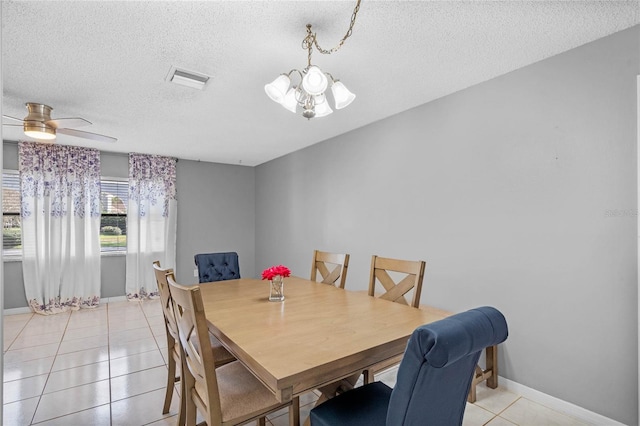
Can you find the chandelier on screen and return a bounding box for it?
[264,1,361,119]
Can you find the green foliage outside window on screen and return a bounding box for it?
[2,173,130,254]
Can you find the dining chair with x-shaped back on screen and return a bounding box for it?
[310,250,350,289]
[167,274,300,426]
[368,255,426,308]
[152,261,235,424]
[364,255,426,383]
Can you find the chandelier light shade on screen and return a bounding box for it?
[264,1,361,119]
[264,74,291,104]
[302,66,328,96]
[330,81,356,110]
[313,96,333,118]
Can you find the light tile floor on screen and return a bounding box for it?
[2,300,587,425]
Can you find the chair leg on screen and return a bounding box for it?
[178,368,186,426]
[467,376,477,403]
[468,345,499,403]
[185,397,197,426]
[164,356,176,414]
[182,368,197,426]
[468,365,484,403]
[259,417,266,426]
[486,345,498,389]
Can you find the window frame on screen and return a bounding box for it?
[99,176,129,254]
[1,171,130,258]
[2,170,21,258]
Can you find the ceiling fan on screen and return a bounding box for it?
[2,102,117,143]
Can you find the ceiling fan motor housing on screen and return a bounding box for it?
[23,103,56,139]
[25,103,54,123]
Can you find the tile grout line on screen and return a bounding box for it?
[108,301,114,426]
[111,299,166,424]
[3,313,33,353]
[107,300,148,424]
[482,414,499,426]
[4,303,167,425]
[38,309,112,423]
[28,310,71,425]
[491,395,523,424]
[31,306,110,423]
[140,298,175,424]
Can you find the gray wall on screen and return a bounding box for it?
[255,26,639,425]
[2,144,256,306]
[174,159,256,284]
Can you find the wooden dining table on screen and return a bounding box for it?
[199,276,450,409]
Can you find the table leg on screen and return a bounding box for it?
[289,396,300,426]
[363,369,372,384]
[316,372,361,403]
[303,372,363,425]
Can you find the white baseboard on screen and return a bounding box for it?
[3,307,32,315]
[3,296,133,316]
[499,376,625,426]
[102,296,128,304]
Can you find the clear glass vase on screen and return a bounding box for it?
[269,275,285,302]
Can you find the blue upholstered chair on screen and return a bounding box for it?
[309,306,508,426]
[194,252,240,283]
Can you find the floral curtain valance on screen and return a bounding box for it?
[128,153,176,218]
[19,142,101,220]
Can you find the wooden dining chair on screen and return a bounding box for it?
[364,255,426,383]
[152,261,235,423]
[167,274,300,426]
[368,255,426,308]
[309,250,350,289]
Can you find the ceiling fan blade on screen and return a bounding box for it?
[2,114,24,123]
[57,128,117,143]
[2,123,22,127]
[47,117,91,129]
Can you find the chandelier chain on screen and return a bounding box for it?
[304,25,314,67]
[304,0,361,59]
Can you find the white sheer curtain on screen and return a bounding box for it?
[125,153,177,300]
[19,142,102,315]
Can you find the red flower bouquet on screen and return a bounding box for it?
[262,265,291,280]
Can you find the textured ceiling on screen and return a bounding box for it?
[2,1,639,166]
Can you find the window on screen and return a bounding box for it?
[2,171,21,256]
[1,172,129,255]
[100,179,128,252]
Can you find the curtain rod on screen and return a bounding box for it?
[2,140,178,161]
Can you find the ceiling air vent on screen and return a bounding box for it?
[165,66,210,90]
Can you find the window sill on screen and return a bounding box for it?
[101,251,126,258]
[3,251,126,262]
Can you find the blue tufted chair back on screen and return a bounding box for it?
[194,252,241,283]
[386,306,508,426]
